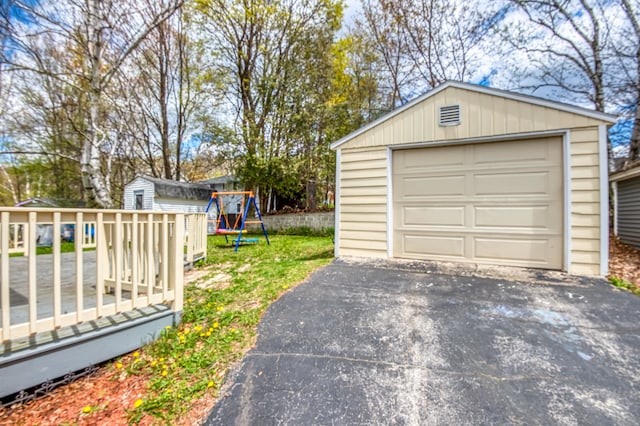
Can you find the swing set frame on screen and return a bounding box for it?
[205,191,270,251]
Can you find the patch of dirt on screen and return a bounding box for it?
[236,263,251,273]
[197,273,232,290]
[184,268,211,283]
[609,234,640,288]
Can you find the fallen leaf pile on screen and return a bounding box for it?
[609,234,640,289]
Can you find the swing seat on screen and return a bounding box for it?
[216,229,241,235]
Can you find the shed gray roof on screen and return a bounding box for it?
[139,176,213,201]
[198,175,237,185]
[15,197,59,207]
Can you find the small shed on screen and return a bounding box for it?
[330,81,616,276]
[123,176,213,213]
[611,162,640,250]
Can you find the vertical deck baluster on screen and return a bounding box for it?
[75,212,84,323]
[124,221,131,308]
[115,213,122,312]
[131,214,139,307]
[52,212,61,327]
[1,212,11,341]
[186,215,193,264]
[146,213,153,304]
[28,212,37,334]
[161,214,169,298]
[95,213,104,318]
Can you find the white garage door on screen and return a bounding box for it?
[393,137,563,269]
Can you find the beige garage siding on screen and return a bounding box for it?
[340,88,606,150]
[570,127,602,275]
[393,137,563,269]
[338,125,605,274]
[338,147,388,257]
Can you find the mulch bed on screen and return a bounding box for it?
[0,354,150,425]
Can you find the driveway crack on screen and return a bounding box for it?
[247,351,555,383]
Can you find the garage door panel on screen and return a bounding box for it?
[399,175,465,197]
[403,206,465,227]
[473,237,556,264]
[393,137,563,270]
[474,205,552,230]
[473,140,549,164]
[474,172,552,196]
[403,235,465,258]
[395,145,464,169]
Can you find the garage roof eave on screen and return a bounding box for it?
[610,163,640,182]
[329,81,618,151]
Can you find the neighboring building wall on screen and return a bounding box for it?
[154,198,217,235]
[617,175,640,249]
[123,178,154,210]
[153,198,210,213]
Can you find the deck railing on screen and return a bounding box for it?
[0,208,207,342]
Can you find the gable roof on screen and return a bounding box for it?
[135,176,213,201]
[330,81,617,150]
[15,197,59,207]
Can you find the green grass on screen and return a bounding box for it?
[122,234,334,423]
[609,276,640,296]
[274,226,334,237]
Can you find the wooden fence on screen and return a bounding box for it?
[0,208,207,342]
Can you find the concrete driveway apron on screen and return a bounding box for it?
[206,259,640,425]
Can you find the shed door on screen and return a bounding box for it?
[393,137,563,269]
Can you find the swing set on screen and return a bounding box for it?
[204,191,270,251]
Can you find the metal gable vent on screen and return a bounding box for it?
[438,104,461,126]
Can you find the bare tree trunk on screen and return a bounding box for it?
[306,177,317,211]
[621,0,640,162]
[629,101,640,162]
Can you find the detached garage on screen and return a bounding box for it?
[331,81,616,276]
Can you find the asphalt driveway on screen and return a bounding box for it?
[207,259,640,425]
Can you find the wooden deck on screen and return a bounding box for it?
[0,208,207,399]
[1,251,110,326]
